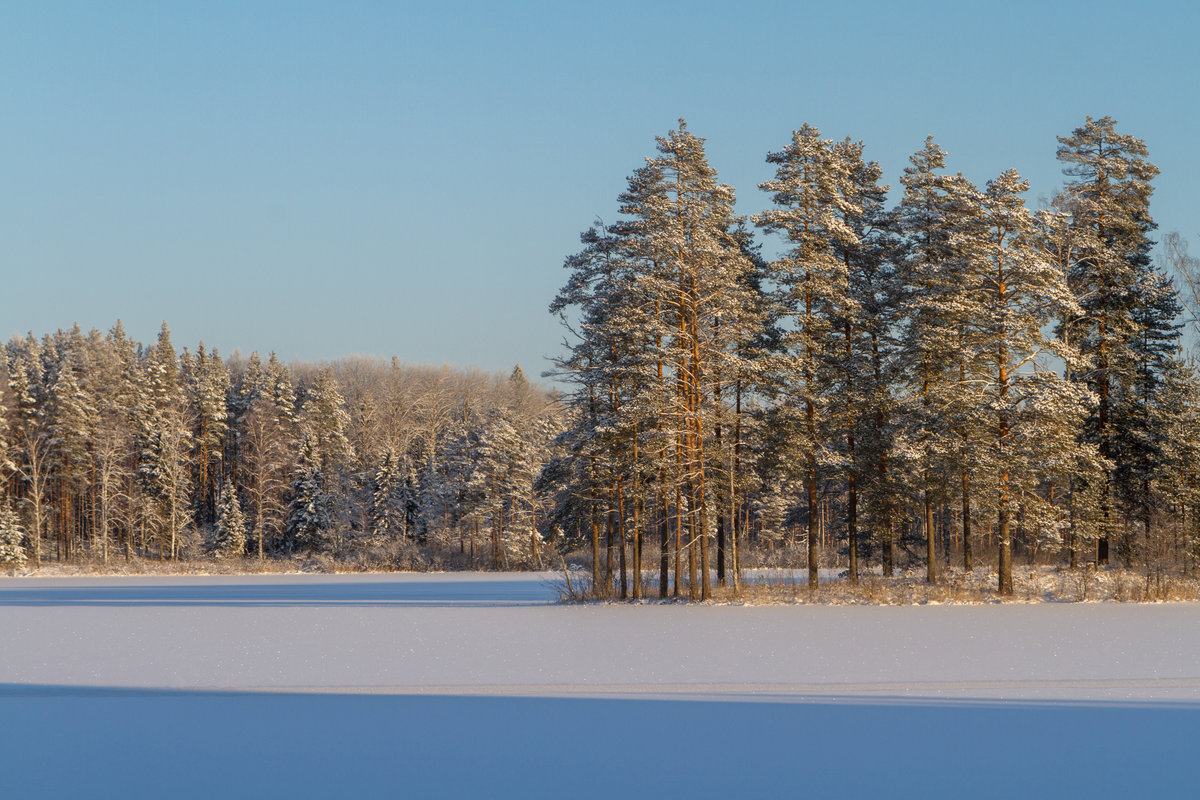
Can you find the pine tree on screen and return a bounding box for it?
[551,121,761,599]
[550,214,649,594]
[212,477,247,558]
[755,123,859,589]
[895,137,978,583]
[1055,115,1160,563]
[825,136,899,583]
[960,169,1099,594]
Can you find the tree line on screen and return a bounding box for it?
[549,115,1200,598]
[0,326,562,569]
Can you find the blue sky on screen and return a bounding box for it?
[3,1,1197,376]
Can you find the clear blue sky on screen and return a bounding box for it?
[3,1,1198,376]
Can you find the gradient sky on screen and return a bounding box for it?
[3,1,1197,377]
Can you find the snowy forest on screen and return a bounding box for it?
[0,333,563,571]
[3,115,1200,600]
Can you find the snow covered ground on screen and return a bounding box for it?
[2,572,1198,798]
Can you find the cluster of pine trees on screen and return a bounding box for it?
[3,115,1198,601]
[550,116,1200,597]
[0,323,562,569]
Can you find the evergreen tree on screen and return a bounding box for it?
[0,498,26,568]
[7,340,51,566]
[91,321,139,563]
[286,436,333,552]
[1109,266,1183,562]
[1155,355,1200,566]
[755,123,860,588]
[0,350,12,478]
[370,447,403,541]
[551,121,761,599]
[187,343,231,528]
[960,169,1099,594]
[895,137,978,583]
[36,330,96,559]
[266,352,298,425]
[299,369,354,477]
[240,390,294,560]
[138,323,193,559]
[212,477,247,558]
[825,136,900,582]
[1055,115,1160,563]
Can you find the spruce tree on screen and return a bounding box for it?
[300,369,354,477]
[286,436,333,552]
[138,323,193,559]
[1109,265,1182,563]
[0,498,26,568]
[370,447,402,541]
[212,477,247,558]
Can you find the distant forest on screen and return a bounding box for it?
[3,115,1200,600]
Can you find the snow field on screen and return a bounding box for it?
[2,572,1198,798]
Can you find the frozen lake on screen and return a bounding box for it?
[2,572,1198,797]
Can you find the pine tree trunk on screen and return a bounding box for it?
[924,486,937,584]
[962,469,972,571]
[591,503,600,594]
[998,497,1013,596]
[807,458,819,590]
[1098,313,1111,565]
[674,485,682,598]
[732,379,743,594]
[631,430,642,600]
[847,468,858,585]
[882,522,893,577]
[687,483,698,601]
[633,494,643,600]
[714,336,726,588]
[618,476,627,600]
[716,513,726,587]
[659,486,669,599]
[605,498,615,595]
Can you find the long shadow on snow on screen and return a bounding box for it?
[2,684,1196,799]
[0,579,556,607]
